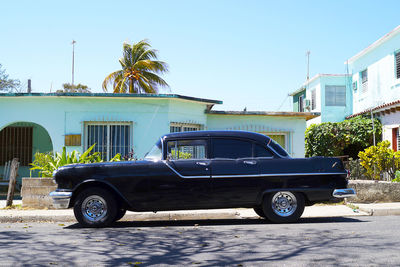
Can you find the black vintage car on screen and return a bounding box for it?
[50,130,355,227]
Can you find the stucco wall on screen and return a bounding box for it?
[350,31,400,114]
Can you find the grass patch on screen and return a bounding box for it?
[346,203,360,210]
[1,204,32,210]
[314,200,345,206]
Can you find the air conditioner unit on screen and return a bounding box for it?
[304,99,311,110]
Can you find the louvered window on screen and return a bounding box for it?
[396,52,400,79]
[361,69,368,93]
[325,85,346,106]
[311,89,316,110]
[0,127,33,166]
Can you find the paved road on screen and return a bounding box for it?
[1,216,399,266]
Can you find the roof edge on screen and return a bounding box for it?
[289,73,350,96]
[207,110,320,121]
[347,25,400,64]
[0,92,223,105]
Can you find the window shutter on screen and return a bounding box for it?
[396,52,400,79]
[311,90,316,110]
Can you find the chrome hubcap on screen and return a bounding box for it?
[271,191,297,217]
[82,195,107,222]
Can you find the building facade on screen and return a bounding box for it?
[290,74,352,126]
[347,25,400,151]
[0,93,318,179]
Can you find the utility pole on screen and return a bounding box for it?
[306,50,310,81]
[71,40,76,86]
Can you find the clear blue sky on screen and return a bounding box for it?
[2,0,399,111]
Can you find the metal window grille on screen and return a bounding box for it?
[361,69,368,93]
[396,52,400,79]
[170,123,201,133]
[86,123,131,161]
[0,126,33,166]
[311,89,316,110]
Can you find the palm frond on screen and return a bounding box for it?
[141,71,169,88]
[134,60,168,74]
[102,70,124,92]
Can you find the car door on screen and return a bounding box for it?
[209,138,261,207]
[149,138,212,209]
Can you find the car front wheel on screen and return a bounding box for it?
[263,191,305,223]
[73,187,118,227]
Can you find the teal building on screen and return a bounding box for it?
[0,93,318,179]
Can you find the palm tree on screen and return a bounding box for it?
[103,40,169,94]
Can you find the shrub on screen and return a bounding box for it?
[305,116,381,158]
[30,144,121,178]
[358,141,400,180]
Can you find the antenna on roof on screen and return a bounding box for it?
[306,50,311,81]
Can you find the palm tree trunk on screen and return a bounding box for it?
[129,78,133,93]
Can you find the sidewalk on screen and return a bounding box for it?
[1,201,399,223]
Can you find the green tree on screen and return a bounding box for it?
[0,64,20,92]
[305,116,382,158]
[102,40,169,94]
[57,83,91,93]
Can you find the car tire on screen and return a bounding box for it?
[262,191,305,223]
[114,209,127,222]
[253,206,266,218]
[73,187,118,228]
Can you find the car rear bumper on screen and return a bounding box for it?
[50,190,72,209]
[332,188,356,198]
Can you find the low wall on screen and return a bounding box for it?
[348,180,400,203]
[21,178,57,209]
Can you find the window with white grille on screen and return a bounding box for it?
[325,85,346,106]
[170,123,201,133]
[361,69,368,93]
[396,52,400,79]
[85,122,131,160]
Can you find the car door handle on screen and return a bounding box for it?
[243,160,257,165]
[196,162,209,166]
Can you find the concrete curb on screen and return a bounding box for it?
[0,211,244,223]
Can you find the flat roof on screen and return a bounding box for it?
[207,110,320,121]
[289,74,350,96]
[0,92,223,105]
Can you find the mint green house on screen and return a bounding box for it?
[290,74,352,126]
[0,93,317,179]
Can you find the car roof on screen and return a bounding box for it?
[163,130,271,144]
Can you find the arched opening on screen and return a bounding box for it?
[0,122,53,186]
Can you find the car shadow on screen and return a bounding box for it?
[65,216,365,229]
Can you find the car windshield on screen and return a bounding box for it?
[144,139,162,161]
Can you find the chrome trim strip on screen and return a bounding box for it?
[332,188,356,198]
[165,163,209,179]
[164,161,346,179]
[212,172,347,178]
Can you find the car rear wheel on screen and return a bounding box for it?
[263,191,305,223]
[73,187,118,227]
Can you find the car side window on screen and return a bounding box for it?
[211,138,252,159]
[254,144,274,158]
[167,139,207,160]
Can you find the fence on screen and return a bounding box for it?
[343,158,394,181]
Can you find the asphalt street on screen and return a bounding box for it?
[1,216,399,266]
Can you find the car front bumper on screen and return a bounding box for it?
[332,188,356,198]
[49,190,72,209]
